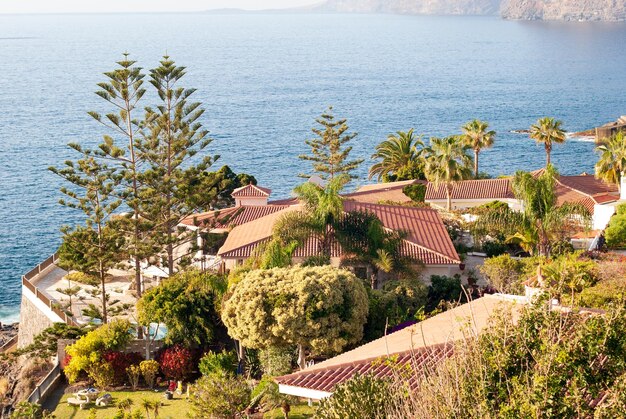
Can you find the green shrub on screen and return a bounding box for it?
[364,280,427,341]
[126,364,141,390]
[139,360,160,388]
[480,254,525,294]
[402,184,426,203]
[427,275,464,311]
[198,350,238,377]
[482,239,507,258]
[578,278,626,309]
[606,213,626,249]
[189,372,251,419]
[259,346,294,377]
[64,319,132,383]
[315,374,393,419]
[88,361,115,389]
[550,239,575,256]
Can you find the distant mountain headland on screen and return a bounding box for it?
[256,0,626,22]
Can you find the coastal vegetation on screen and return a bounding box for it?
[11,53,626,419]
[369,129,425,181]
[530,116,566,167]
[595,131,626,192]
[461,119,496,178]
[471,165,590,256]
[424,135,473,210]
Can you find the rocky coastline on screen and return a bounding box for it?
[0,323,18,350]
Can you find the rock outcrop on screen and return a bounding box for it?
[315,0,626,21]
[500,0,626,21]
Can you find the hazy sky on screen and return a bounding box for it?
[0,0,321,14]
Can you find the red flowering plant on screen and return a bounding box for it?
[157,345,194,381]
[102,351,144,386]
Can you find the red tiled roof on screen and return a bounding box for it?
[231,184,271,197]
[218,202,460,265]
[276,344,453,393]
[344,201,460,264]
[180,205,289,229]
[558,175,618,197]
[276,295,527,395]
[425,178,514,200]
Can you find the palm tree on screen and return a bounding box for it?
[334,210,416,289]
[595,131,626,193]
[369,129,425,182]
[424,136,473,211]
[274,175,349,259]
[473,165,590,256]
[461,119,496,178]
[530,117,566,167]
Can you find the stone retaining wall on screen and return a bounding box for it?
[17,294,54,348]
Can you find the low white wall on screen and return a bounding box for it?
[593,204,617,230]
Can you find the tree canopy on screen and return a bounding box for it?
[530,117,566,167]
[369,129,425,182]
[461,119,495,178]
[137,270,227,347]
[221,266,369,369]
[299,107,363,180]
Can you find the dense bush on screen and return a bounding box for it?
[102,351,143,385]
[137,270,227,347]
[480,254,526,294]
[426,275,465,311]
[258,346,294,377]
[315,374,393,419]
[402,184,426,203]
[157,345,194,381]
[578,278,626,309]
[189,372,251,419]
[64,319,132,383]
[222,266,369,368]
[481,239,508,258]
[364,279,428,341]
[139,360,160,388]
[198,350,238,377]
[606,208,626,249]
[87,361,115,389]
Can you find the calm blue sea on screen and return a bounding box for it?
[0,13,625,323]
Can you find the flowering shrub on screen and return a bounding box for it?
[126,364,141,390]
[102,351,143,385]
[157,345,194,381]
[64,319,132,383]
[139,360,160,388]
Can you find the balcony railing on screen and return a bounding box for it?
[21,253,79,327]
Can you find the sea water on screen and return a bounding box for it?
[1,13,625,322]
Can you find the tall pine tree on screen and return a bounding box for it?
[89,54,154,298]
[299,107,363,180]
[138,56,218,274]
[50,148,125,324]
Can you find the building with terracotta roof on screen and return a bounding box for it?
[276,294,527,400]
[216,200,461,277]
[180,181,462,279]
[348,172,625,234]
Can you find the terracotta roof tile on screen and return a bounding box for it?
[425,178,514,200]
[218,202,460,265]
[276,344,453,393]
[231,184,271,197]
[180,205,290,229]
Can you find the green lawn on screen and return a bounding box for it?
[52,390,191,419]
[264,402,316,418]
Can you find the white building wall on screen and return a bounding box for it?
[235,196,268,207]
[593,204,617,230]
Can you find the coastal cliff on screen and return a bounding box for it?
[500,0,626,21]
[316,0,626,21]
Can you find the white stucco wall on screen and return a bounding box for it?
[426,198,521,212]
[235,197,268,207]
[594,203,618,230]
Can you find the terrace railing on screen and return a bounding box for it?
[21,253,79,327]
[27,360,61,404]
